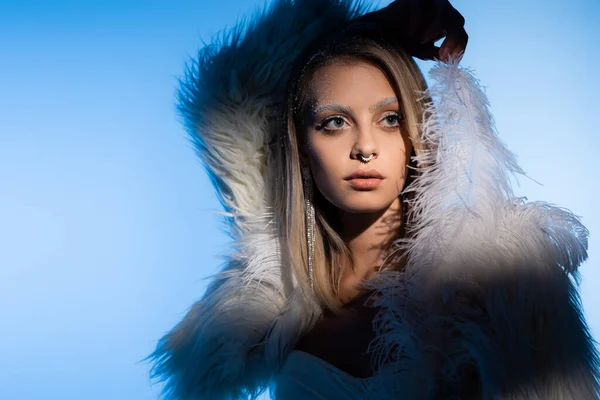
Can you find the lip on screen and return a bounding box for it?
[346,178,383,190]
[344,169,384,190]
[343,169,384,180]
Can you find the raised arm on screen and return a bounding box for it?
[357,0,468,61]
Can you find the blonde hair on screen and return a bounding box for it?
[270,27,431,310]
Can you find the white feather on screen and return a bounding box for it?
[368,59,598,399]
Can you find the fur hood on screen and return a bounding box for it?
[146,1,600,398]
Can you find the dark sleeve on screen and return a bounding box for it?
[443,268,600,399]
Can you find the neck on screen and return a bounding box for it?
[337,196,404,289]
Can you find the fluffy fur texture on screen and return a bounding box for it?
[145,1,369,399]
[145,1,600,399]
[366,60,600,399]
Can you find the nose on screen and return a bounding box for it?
[350,125,378,162]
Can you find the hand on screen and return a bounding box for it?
[357,0,468,62]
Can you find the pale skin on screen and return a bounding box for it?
[303,59,413,303]
[293,0,468,380]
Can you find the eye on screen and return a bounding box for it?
[379,112,403,128]
[317,116,348,132]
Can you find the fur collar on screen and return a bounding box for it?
[145,1,599,399]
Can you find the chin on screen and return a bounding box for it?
[317,184,400,215]
[334,196,394,214]
[339,205,387,214]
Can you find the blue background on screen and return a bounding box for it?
[1,0,598,399]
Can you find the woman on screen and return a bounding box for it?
[145,0,600,398]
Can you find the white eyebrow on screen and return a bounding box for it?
[311,103,352,115]
[311,97,399,116]
[369,97,399,113]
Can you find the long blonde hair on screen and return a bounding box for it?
[270,27,431,310]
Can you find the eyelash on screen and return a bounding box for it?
[316,112,403,134]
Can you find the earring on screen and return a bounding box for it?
[301,166,315,293]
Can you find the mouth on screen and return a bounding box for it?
[344,169,384,190]
[344,169,384,180]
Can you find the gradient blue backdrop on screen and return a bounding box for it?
[1,1,598,399]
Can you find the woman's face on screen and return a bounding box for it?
[303,59,412,214]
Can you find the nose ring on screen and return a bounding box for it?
[358,153,374,163]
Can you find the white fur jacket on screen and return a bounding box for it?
[146,0,600,399]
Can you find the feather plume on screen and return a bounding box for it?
[405,59,525,285]
[368,59,599,399]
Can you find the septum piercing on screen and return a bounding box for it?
[358,153,374,163]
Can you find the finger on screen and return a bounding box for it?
[421,27,446,45]
[412,44,442,61]
[436,1,467,59]
[419,2,445,44]
[407,0,435,38]
[441,0,466,33]
[439,28,468,61]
